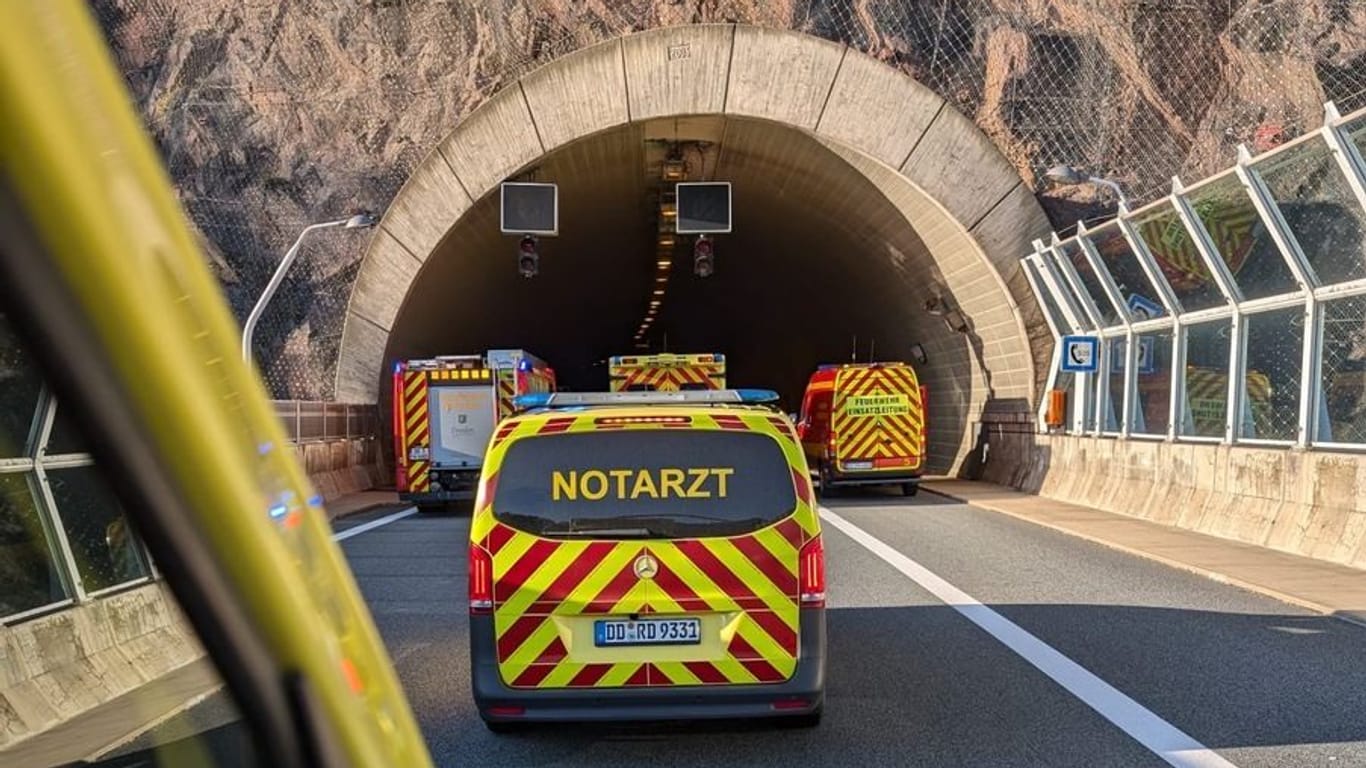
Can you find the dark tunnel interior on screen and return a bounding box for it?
[382,116,985,471]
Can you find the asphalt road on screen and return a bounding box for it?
[328,493,1366,768]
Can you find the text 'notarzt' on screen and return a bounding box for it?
[551,468,734,501]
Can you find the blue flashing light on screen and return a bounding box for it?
[514,393,553,410]
[307,495,324,507]
[257,441,273,456]
[518,359,532,372]
[735,389,780,404]
[394,361,403,374]
[268,504,288,520]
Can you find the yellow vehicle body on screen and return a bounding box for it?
[609,353,727,391]
[797,363,928,494]
[0,2,429,765]
[467,401,826,726]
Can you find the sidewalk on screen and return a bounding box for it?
[323,488,400,520]
[922,480,1366,628]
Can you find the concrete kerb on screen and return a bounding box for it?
[80,677,224,765]
[919,484,1366,631]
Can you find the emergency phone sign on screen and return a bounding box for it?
[1061,335,1099,373]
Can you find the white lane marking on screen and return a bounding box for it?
[332,506,418,541]
[819,506,1239,768]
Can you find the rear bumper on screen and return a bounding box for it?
[823,467,922,487]
[402,468,481,503]
[400,489,475,503]
[471,610,826,723]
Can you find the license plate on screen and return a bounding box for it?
[594,618,701,646]
[844,460,873,470]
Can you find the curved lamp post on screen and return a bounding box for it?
[241,212,378,363]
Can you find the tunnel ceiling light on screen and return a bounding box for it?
[653,289,665,295]
[661,202,676,218]
[662,159,686,181]
[657,259,671,268]
[658,236,675,247]
[655,276,668,283]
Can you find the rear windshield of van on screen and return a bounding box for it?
[493,429,796,539]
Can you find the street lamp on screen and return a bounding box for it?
[241,212,378,362]
[1044,165,1129,208]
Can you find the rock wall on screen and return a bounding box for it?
[93,0,1366,399]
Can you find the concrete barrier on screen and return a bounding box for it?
[0,583,203,750]
[293,436,384,502]
[973,431,1366,571]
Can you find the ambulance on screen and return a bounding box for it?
[609,352,726,391]
[468,389,825,729]
[393,350,555,509]
[794,362,928,496]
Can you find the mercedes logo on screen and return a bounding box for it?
[633,554,658,580]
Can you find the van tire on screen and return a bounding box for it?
[900,483,919,497]
[817,466,840,498]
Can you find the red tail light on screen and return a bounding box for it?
[469,544,493,614]
[799,535,825,608]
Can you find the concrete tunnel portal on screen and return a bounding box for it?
[335,25,1055,474]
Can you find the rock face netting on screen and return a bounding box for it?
[93,0,1366,399]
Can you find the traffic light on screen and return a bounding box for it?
[693,235,714,278]
[517,235,538,278]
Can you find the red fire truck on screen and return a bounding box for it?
[392,350,554,509]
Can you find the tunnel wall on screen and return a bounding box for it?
[973,432,1366,571]
[336,24,1052,475]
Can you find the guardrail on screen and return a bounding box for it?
[272,401,379,443]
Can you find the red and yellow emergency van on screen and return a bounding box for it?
[795,362,928,496]
[609,352,726,391]
[468,390,825,729]
[393,350,554,509]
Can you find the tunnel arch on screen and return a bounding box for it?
[335,24,1052,474]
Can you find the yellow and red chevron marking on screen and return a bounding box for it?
[1199,205,1258,275]
[1185,367,1272,403]
[496,369,518,422]
[402,370,430,493]
[469,407,818,689]
[1138,204,1256,295]
[831,366,924,470]
[609,363,723,392]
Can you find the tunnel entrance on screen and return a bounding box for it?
[385,116,977,471]
[337,25,1050,475]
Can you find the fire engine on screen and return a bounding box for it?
[392,350,555,509]
[608,352,726,392]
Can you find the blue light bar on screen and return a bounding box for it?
[734,389,780,403]
[514,393,554,410]
[512,389,779,410]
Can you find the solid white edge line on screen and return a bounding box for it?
[332,506,418,541]
[819,506,1239,768]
